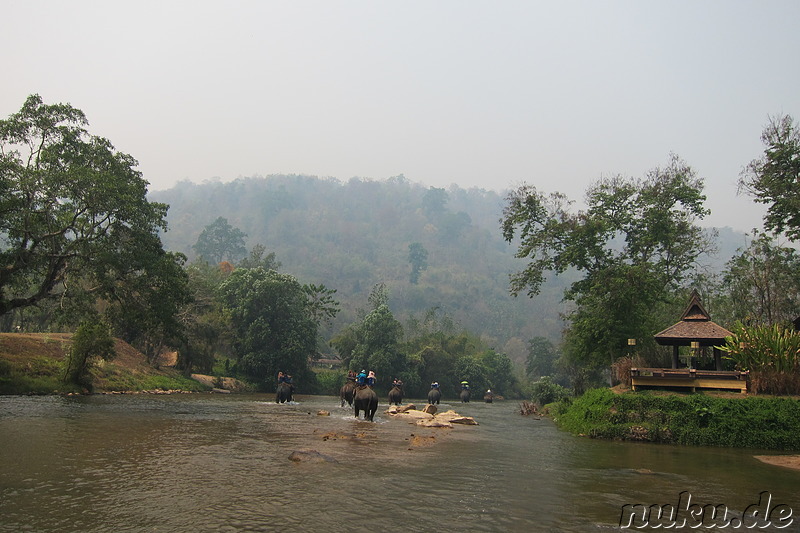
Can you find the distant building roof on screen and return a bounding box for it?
[654,290,733,346]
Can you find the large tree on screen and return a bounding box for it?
[722,230,800,326]
[502,155,713,370]
[219,267,330,387]
[526,336,558,379]
[0,94,187,332]
[192,217,247,264]
[739,114,800,241]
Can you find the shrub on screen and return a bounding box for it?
[312,368,345,395]
[530,376,571,406]
[64,321,115,391]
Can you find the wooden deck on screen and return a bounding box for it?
[630,368,749,393]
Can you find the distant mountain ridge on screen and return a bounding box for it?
[149,175,748,365]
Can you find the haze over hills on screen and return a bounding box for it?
[150,175,751,366]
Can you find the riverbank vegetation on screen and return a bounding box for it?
[0,333,205,395]
[549,388,800,451]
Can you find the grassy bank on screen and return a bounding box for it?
[550,388,800,451]
[0,333,208,395]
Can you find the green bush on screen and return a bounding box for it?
[530,376,571,406]
[64,321,115,391]
[312,368,345,396]
[554,388,800,450]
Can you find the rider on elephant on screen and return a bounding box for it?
[431,381,440,389]
[277,372,294,400]
[367,370,376,386]
[356,369,367,386]
[460,380,469,390]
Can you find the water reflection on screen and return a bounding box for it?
[1,394,798,532]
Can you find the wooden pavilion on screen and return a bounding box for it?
[631,290,749,393]
[653,290,732,370]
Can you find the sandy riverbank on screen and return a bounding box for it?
[754,455,800,471]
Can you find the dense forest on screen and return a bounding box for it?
[149,174,746,367]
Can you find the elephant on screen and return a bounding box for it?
[276,382,293,403]
[484,390,494,403]
[460,388,471,403]
[353,385,378,421]
[427,388,441,405]
[388,385,403,405]
[340,380,356,407]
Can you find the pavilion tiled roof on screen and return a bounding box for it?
[653,290,733,345]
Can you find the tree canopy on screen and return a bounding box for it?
[502,155,713,370]
[722,230,800,327]
[193,216,247,264]
[219,267,332,388]
[0,94,189,351]
[739,114,800,241]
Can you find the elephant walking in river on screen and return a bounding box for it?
[276,382,293,403]
[388,385,403,405]
[354,386,378,421]
[340,380,356,407]
[460,388,471,403]
[428,388,441,405]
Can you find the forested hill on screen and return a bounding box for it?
[150,175,574,364]
[149,175,744,366]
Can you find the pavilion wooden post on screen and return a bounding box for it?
[689,341,699,369]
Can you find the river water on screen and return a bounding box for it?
[1,393,798,532]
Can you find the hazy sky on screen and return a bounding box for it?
[4,1,799,232]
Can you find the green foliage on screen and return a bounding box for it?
[63,321,115,391]
[175,260,233,374]
[502,155,712,374]
[721,230,800,326]
[303,284,340,327]
[103,246,191,364]
[555,388,800,450]
[219,268,320,388]
[0,373,74,395]
[313,368,345,396]
[526,336,557,378]
[719,322,800,394]
[739,114,800,241]
[0,355,75,394]
[96,368,209,393]
[721,322,800,373]
[408,242,429,284]
[347,304,404,387]
[330,300,520,397]
[529,376,570,406]
[192,216,248,264]
[238,244,281,270]
[0,94,184,338]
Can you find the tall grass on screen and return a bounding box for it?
[720,322,800,395]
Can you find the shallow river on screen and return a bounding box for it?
[1,393,798,532]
